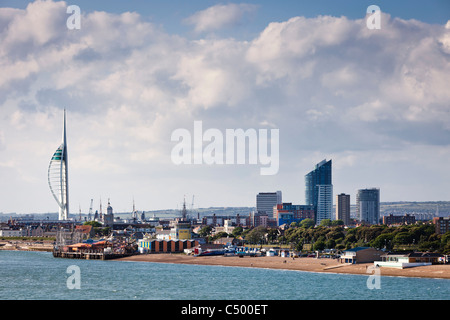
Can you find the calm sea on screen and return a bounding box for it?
[0,251,448,300]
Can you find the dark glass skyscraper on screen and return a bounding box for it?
[305,159,332,224]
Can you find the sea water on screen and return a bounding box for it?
[0,251,448,300]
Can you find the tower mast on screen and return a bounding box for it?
[48,109,69,221]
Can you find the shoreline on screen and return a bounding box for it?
[118,254,450,280]
[2,242,449,280]
[0,240,53,252]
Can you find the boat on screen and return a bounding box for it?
[195,248,226,256]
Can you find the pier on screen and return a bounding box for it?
[52,231,138,261]
[52,248,134,260]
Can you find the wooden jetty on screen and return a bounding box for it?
[52,248,134,260]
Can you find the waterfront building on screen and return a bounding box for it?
[48,110,69,220]
[273,203,315,226]
[138,239,198,254]
[256,191,282,218]
[374,252,444,268]
[336,193,351,225]
[305,159,332,224]
[356,188,380,225]
[339,247,383,264]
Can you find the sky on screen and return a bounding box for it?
[0,0,449,214]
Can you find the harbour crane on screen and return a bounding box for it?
[88,199,93,221]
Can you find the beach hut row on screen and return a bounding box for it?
[138,239,199,254]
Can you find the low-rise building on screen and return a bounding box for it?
[0,228,24,237]
[273,203,315,226]
[213,237,238,246]
[374,252,445,268]
[202,214,248,227]
[75,225,95,238]
[138,239,198,254]
[383,214,416,225]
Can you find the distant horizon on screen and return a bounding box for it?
[2,200,450,216]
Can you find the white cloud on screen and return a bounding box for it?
[184,3,258,33]
[0,1,450,213]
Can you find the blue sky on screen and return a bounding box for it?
[3,1,450,33]
[0,0,449,214]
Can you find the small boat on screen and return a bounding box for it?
[195,249,226,256]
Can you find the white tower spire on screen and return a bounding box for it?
[48,109,69,220]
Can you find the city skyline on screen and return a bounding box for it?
[1,1,450,214]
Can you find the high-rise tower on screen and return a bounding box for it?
[305,159,332,224]
[356,188,380,225]
[48,110,69,220]
[336,193,351,225]
[256,191,282,218]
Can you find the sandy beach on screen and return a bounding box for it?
[2,241,448,279]
[119,254,450,279]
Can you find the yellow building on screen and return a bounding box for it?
[170,221,192,240]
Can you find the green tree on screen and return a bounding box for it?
[370,233,394,250]
[331,219,344,226]
[84,221,102,228]
[198,226,212,237]
[319,219,332,227]
[232,226,243,238]
[246,226,267,244]
[300,219,315,229]
[393,232,412,246]
[325,239,336,249]
[313,240,326,251]
[211,231,229,241]
[344,233,356,247]
[266,228,279,243]
[295,241,304,251]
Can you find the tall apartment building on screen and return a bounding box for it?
[256,191,282,218]
[356,188,380,225]
[317,185,333,224]
[305,159,332,225]
[336,193,350,225]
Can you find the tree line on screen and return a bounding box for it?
[200,220,450,254]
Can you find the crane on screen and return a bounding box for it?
[88,199,93,221]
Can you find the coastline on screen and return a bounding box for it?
[118,254,450,280]
[0,240,53,252]
[2,241,448,280]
